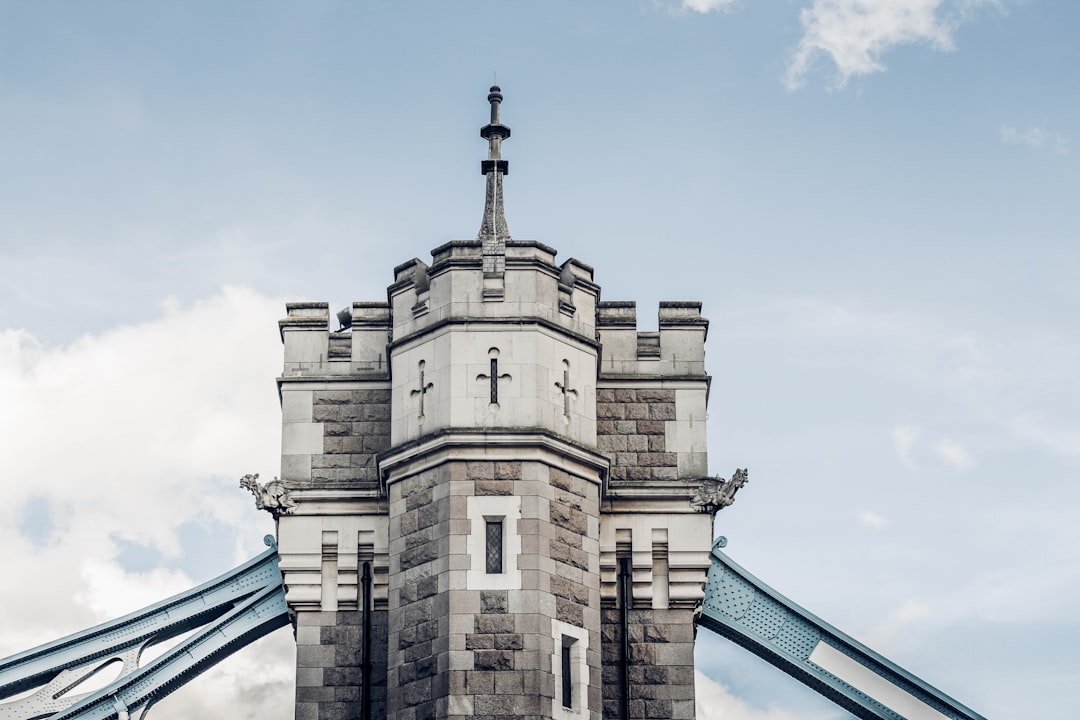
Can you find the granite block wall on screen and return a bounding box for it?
[596,389,678,483]
[387,465,449,720]
[386,459,602,720]
[295,609,389,720]
[601,608,697,720]
[307,388,391,489]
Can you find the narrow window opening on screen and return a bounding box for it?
[561,637,574,709]
[485,518,504,574]
[490,357,498,403]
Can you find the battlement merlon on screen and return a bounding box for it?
[386,240,599,345]
[348,302,391,366]
[279,301,392,378]
[597,300,710,378]
[280,302,329,366]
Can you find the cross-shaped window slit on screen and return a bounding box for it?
[554,359,578,420]
[476,348,511,405]
[410,360,434,419]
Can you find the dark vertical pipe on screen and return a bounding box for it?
[361,561,372,720]
[618,557,632,720]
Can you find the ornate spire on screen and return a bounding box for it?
[478,85,511,278]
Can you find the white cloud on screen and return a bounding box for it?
[785,0,991,90]
[681,0,738,13]
[695,671,801,720]
[0,287,292,718]
[891,425,921,467]
[1000,125,1069,156]
[859,510,888,528]
[865,599,938,651]
[934,437,975,471]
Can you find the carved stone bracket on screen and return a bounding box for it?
[689,468,748,515]
[240,473,298,517]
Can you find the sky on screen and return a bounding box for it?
[0,1,1077,718]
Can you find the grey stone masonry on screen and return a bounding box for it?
[601,608,697,720]
[387,465,447,720]
[596,388,678,483]
[295,610,389,720]
[385,458,603,720]
[307,388,391,489]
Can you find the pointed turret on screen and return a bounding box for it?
[478,85,511,282]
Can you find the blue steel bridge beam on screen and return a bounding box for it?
[697,538,987,720]
[0,538,289,720]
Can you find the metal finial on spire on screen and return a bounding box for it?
[478,85,511,259]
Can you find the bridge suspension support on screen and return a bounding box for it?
[0,538,289,720]
[697,539,987,720]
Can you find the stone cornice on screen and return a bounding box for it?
[378,427,610,491]
[388,315,600,354]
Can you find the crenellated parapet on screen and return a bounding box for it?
[386,240,602,450]
[597,301,709,378]
[388,240,598,343]
[594,300,713,612]
[280,301,392,377]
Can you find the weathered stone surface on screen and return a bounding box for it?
[473,649,515,671]
[556,596,584,625]
[550,504,587,533]
[601,607,698,719]
[465,633,495,650]
[474,614,515,634]
[295,609,389,720]
[475,479,513,496]
[549,539,588,570]
[550,575,589,605]
[480,590,507,614]
[493,633,523,650]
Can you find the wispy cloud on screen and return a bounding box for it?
[1000,125,1069,156]
[892,425,921,468]
[785,0,996,90]
[866,599,938,650]
[935,437,975,471]
[695,671,801,720]
[859,510,889,528]
[680,0,738,13]
[892,425,977,471]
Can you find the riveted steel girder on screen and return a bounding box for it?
[0,539,289,720]
[698,539,987,720]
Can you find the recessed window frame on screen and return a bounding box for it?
[485,516,504,574]
[466,495,521,590]
[552,619,589,720]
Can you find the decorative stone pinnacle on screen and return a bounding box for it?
[478,84,511,263]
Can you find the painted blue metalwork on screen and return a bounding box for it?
[0,537,289,720]
[698,539,987,720]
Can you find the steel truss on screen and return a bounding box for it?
[698,538,987,720]
[0,538,288,720]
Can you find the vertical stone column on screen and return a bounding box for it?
[386,465,449,720]
[384,454,604,720]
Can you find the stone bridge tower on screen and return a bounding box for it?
[275,87,715,720]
